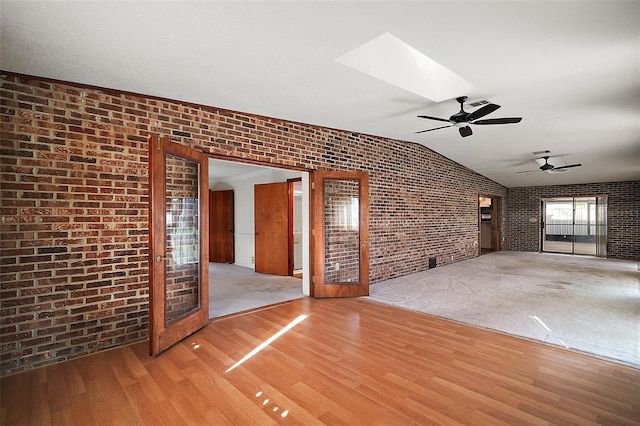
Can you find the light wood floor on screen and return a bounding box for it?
[2,298,639,425]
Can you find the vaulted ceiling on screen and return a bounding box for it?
[2,1,639,187]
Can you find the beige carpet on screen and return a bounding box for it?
[368,251,639,368]
[209,263,304,318]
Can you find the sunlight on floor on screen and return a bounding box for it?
[530,315,568,348]
[226,314,308,373]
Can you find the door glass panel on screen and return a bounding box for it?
[595,195,608,257]
[323,178,360,284]
[543,198,573,254]
[573,197,596,255]
[165,153,201,324]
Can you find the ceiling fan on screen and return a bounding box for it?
[517,156,582,174]
[416,96,522,137]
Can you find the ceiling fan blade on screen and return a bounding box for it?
[553,163,582,170]
[459,126,472,137]
[466,103,500,121]
[516,170,542,174]
[417,114,451,123]
[473,117,522,125]
[415,124,453,134]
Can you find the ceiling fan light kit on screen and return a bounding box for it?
[416,96,522,137]
[459,126,472,137]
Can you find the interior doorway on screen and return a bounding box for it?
[541,196,607,256]
[478,195,500,255]
[207,158,309,318]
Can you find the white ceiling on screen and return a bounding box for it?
[2,1,639,187]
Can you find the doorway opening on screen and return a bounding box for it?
[541,196,608,256]
[207,158,309,318]
[478,195,500,255]
[148,136,371,354]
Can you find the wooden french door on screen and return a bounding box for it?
[254,182,289,275]
[148,135,209,356]
[311,171,369,297]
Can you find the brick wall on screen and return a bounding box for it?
[506,181,640,259]
[0,73,507,374]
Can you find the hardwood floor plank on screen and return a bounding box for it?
[516,401,601,426]
[428,376,549,426]
[2,298,638,425]
[225,369,325,425]
[401,395,466,426]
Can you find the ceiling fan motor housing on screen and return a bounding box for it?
[450,111,470,123]
[540,156,554,171]
[451,96,470,123]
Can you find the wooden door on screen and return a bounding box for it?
[209,190,234,263]
[311,171,369,297]
[148,135,209,356]
[254,182,289,275]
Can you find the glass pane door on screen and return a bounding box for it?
[595,195,608,257]
[311,171,369,298]
[542,198,574,254]
[573,197,596,255]
[542,197,600,256]
[149,135,209,356]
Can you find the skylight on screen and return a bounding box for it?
[335,32,475,103]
